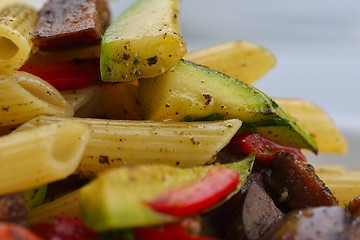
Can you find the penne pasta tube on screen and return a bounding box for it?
[16,116,242,177]
[27,190,81,225]
[0,4,37,71]
[184,41,276,84]
[0,71,74,126]
[0,121,90,195]
[274,98,348,154]
[314,165,360,206]
[98,81,141,120]
[62,85,102,117]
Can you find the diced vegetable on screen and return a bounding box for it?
[33,0,110,49]
[100,0,187,82]
[133,221,219,240]
[146,167,240,216]
[80,156,254,231]
[30,216,98,240]
[274,98,348,153]
[139,60,317,152]
[0,222,43,240]
[229,132,307,165]
[23,185,47,211]
[20,58,101,91]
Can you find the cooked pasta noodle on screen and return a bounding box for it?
[275,98,348,153]
[62,85,101,117]
[16,116,242,177]
[0,121,90,195]
[315,165,360,206]
[0,71,74,126]
[98,81,141,120]
[0,4,37,71]
[184,41,276,84]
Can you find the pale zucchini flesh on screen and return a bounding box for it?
[100,0,187,82]
[139,60,317,152]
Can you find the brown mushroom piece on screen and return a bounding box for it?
[203,173,284,239]
[263,152,338,210]
[225,173,284,240]
[260,206,360,239]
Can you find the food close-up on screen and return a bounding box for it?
[0,0,359,239]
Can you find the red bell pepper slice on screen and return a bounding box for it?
[133,221,219,240]
[229,132,307,165]
[20,58,101,91]
[0,223,43,240]
[146,167,240,217]
[30,216,99,240]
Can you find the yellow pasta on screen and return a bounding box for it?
[27,190,81,225]
[62,85,101,117]
[184,40,276,84]
[98,81,141,120]
[275,98,348,153]
[0,121,90,195]
[0,4,37,71]
[0,71,74,126]
[315,165,360,206]
[16,116,242,177]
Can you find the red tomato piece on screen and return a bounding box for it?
[146,167,240,217]
[30,216,98,240]
[229,133,307,165]
[0,223,43,240]
[20,58,102,91]
[133,221,219,240]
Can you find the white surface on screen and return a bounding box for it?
[27,0,360,167]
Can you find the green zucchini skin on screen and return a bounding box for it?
[80,156,254,231]
[139,60,317,152]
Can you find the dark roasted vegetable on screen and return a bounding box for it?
[33,0,110,49]
[263,152,338,210]
[347,195,360,218]
[260,206,360,240]
[225,173,284,240]
[0,193,26,225]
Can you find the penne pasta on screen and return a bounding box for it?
[0,4,37,71]
[62,85,102,118]
[0,71,74,126]
[0,121,90,195]
[16,116,242,177]
[184,41,276,84]
[315,165,360,206]
[98,81,141,120]
[27,190,81,225]
[274,98,348,154]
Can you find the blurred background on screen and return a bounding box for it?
[24,0,360,167]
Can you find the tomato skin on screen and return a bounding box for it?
[30,216,99,240]
[133,221,219,240]
[0,222,43,240]
[229,133,307,165]
[146,167,240,217]
[20,58,102,91]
